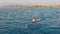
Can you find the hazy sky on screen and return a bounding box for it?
[0,0,60,6]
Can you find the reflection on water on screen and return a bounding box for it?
[0,8,60,34]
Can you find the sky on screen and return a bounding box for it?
[0,0,60,6]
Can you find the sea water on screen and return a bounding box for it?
[0,8,60,34]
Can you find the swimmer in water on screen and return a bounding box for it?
[32,18,41,23]
[32,18,37,23]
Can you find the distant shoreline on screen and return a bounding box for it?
[3,5,60,8]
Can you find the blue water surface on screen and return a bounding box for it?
[0,8,60,34]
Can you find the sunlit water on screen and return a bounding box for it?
[0,8,60,34]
